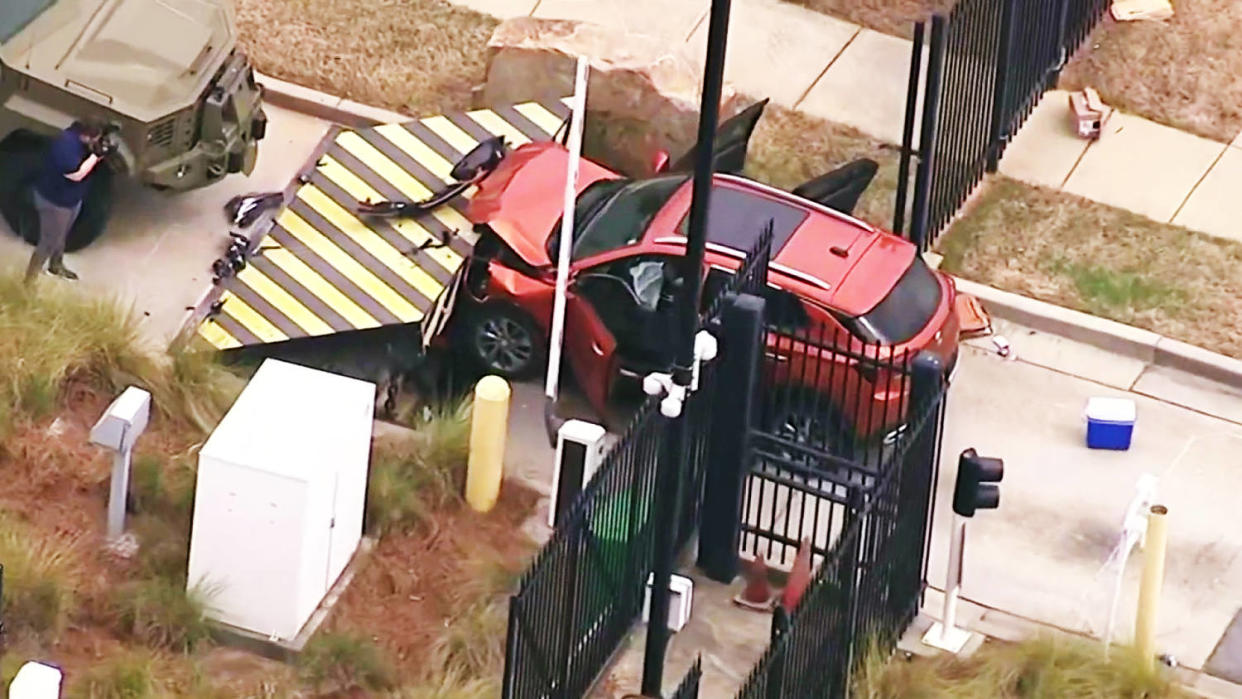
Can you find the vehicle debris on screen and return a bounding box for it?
[992,335,1013,359]
[1069,87,1111,140]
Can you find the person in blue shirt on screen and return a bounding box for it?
[23,119,109,283]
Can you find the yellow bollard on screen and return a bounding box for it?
[466,375,511,513]
[1135,504,1169,672]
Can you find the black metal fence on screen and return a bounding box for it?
[899,0,1111,250]
[670,657,703,699]
[502,224,773,698]
[503,400,665,699]
[734,355,948,698]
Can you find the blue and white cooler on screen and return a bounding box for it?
[1085,397,1136,450]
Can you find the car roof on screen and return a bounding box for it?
[647,174,916,315]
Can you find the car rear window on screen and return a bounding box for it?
[1,0,53,42]
[847,257,942,345]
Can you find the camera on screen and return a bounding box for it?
[90,133,118,158]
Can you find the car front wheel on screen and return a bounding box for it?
[460,304,545,379]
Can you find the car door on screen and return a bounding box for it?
[420,263,465,351]
[562,285,619,417]
[670,98,770,174]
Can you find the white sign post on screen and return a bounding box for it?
[923,514,972,652]
[545,56,589,404]
[88,386,151,542]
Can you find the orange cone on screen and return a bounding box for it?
[782,539,813,612]
[732,554,775,611]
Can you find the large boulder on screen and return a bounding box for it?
[480,18,744,177]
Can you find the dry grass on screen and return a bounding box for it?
[1060,6,1242,143]
[939,176,1242,359]
[785,0,951,38]
[745,102,903,229]
[854,635,1187,698]
[297,632,398,693]
[234,0,498,117]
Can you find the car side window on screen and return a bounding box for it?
[576,255,679,363]
[764,287,809,331]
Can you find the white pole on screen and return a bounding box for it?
[545,56,589,401]
[107,441,132,541]
[941,515,966,640]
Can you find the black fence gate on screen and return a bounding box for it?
[734,353,949,698]
[741,323,919,569]
[898,0,1111,250]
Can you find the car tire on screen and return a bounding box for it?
[458,303,546,380]
[0,131,47,245]
[64,166,114,252]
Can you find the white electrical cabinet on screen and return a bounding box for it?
[187,359,375,641]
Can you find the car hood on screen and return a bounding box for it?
[466,142,618,268]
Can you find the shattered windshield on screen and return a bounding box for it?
[547,175,688,262]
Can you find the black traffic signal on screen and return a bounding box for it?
[952,448,1004,517]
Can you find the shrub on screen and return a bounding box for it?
[0,268,241,442]
[0,519,84,639]
[365,397,471,534]
[853,635,1187,698]
[67,651,155,699]
[427,599,507,681]
[298,632,396,693]
[107,578,214,653]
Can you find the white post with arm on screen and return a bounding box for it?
[544,56,590,403]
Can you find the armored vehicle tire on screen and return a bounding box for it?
[64,167,114,252]
[0,132,46,244]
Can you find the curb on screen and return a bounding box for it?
[953,278,1242,389]
[256,72,411,128]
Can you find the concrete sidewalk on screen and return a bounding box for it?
[936,319,1242,674]
[452,0,1242,243]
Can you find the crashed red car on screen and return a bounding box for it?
[447,100,962,438]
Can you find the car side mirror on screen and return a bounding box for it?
[651,149,670,174]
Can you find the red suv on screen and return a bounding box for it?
[447,102,962,437]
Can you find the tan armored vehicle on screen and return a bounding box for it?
[0,0,266,250]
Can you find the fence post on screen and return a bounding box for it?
[766,605,790,699]
[986,0,1020,172]
[908,14,948,252]
[908,352,946,611]
[697,293,766,582]
[893,21,926,236]
[502,594,520,699]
